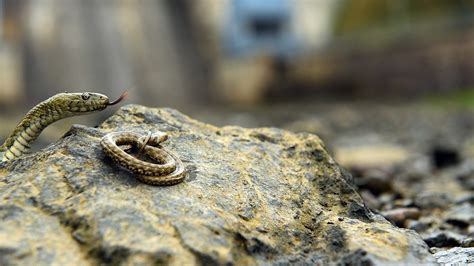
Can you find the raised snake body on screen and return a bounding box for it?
[1,92,185,186]
[0,92,112,161]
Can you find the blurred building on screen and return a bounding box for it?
[189,0,339,104]
[190,0,474,103]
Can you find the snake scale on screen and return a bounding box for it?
[0,91,185,186]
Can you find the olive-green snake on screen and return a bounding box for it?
[0,92,186,185]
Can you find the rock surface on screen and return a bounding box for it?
[433,247,474,264]
[197,102,474,264]
[0,105,436,265]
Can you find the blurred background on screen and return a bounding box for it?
[2,0,474,109]
[0,0,473,253]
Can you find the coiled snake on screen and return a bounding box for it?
[0,91,185,185]
[100,131,185,185]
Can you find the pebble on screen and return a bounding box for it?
[356,169,393,195]
[393,198,414,208]
[431,145,461,169]
[382,207,420,227]
[423,231,465,248]
[469,225,474,235]
[462,238,474,248]
[359,190,381,210]
[378,193,396,209]
[414,192,452,210]
[407,219,430,232]
[445,203,474,229]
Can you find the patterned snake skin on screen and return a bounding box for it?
[0,91,185,186]
[100,131,186,185]
[0,92,126,162]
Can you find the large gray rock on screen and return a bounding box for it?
[0,105,436,265]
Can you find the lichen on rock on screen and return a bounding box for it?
[0,104,436,265]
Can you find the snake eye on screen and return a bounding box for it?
[81,93,90,100]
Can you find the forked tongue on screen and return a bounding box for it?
[109,91,128,105]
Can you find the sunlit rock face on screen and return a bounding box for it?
[0,105,436,265]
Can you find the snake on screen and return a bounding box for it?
[100,131,186,185]
[0,91,186,186]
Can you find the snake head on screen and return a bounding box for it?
[51,92,126,115]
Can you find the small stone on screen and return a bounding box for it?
[393,198,413,208]
[445,203,474,229]
[382,207,420,227]
[414,192,452,210]
[457,172,474,190]
[407,219,430,232]
[430,247,441,254]
[431,146,460,169]
[462,238,474,248]
[454,194,474,205]
[469,225,474,235]
[359,190,381,210]
[423,231,465,248]
[378,193,396,209]
[356,169,393,195]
